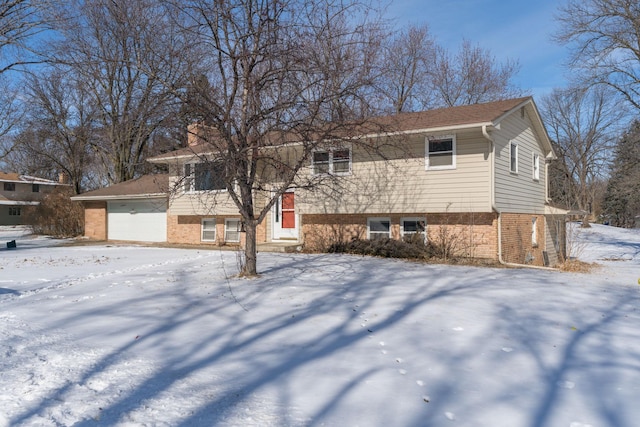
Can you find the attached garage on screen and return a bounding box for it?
[72,175,169,243]
[107,199,167,242]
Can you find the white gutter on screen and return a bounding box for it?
[147,122,497,163]
[0,200,40,206]
[481,125,556,271]
[70,193,166,202]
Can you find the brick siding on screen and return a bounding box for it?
[500,213,546,266]
[167,214,267,247]
[83,201,107,240]
[302,212,498,260]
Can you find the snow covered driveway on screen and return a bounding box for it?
[0,225,639,426]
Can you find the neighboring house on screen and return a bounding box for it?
[0,172,67,226]
[71,175,169,243]
[75,97,567,266]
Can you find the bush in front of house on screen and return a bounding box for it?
[328,237,428,259]
[26,188,84,238]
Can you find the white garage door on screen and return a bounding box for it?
[107,200,167,242]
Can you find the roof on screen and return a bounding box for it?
[0,172,62,185]
[71,174,169,201]
[148,97,554,162]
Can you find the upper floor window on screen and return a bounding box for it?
[426,135,456,170]
[532,153,540,181]
[312,147,351,176]
[32,183,40,192]
[4,182,15,191]
[184,162,226,192]
[510,142,519,173]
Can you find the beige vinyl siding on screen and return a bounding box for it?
[167,175,240,216]
[494,112,547,214]
[297,130,492,214]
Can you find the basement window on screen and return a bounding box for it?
[201,218,216,242]
[367,217,391,241]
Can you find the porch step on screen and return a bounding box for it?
[257,242,303,253]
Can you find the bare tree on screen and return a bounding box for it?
[0,0,52,163]
[431,39,522,107]
[5,70,98,193]
[174,0,385,276]
[48,0,191,184]
[378,24,436,113]
[540,85,627,225]
[556,0,640,111]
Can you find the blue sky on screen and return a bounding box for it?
[384,0,570,100]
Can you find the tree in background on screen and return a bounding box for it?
[47,0,192,184]
[556,0,640,112]
[602,121,640,227]
[378,24,435,113]
[0,0,52,163]
[430,39,522,108]
[377,30,523,112]
[4,71,98,194]
[540,85,627,225]
[173,0,386,276]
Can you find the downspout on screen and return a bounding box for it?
[482,125,555,270]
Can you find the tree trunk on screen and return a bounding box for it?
[242,219,258,276]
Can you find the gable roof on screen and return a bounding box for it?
[148,96,554,162]
[71,174,169,201]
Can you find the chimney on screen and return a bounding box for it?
[58,172,69,184]
[187,123,204,147]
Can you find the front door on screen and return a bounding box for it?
[272,191,298,240]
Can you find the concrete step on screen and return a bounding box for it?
[257,242,303,253]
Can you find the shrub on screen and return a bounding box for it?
[25,188,84,238]
[328,237,427,259]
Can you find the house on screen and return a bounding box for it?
[0,172,68,225]
[74,97,567,266]
[71,175,169,243]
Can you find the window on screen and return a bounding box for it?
[4,182,15,191]
[532,153,540,181]
[401,217,426,242]
[184,162,226,192]
[367,217,390,240]
[426,135,456,170]
[32,183,40,192]
[312,147,351,175]
[532,217,538,247]
[8,207,20,216]
[201,218,216,242]
[225,218,241,242]
[510,142,518,173]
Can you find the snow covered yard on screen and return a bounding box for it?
[0,225,639,427]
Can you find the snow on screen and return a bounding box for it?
[0,223,639,426]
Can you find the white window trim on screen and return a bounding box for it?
[367,217,391,240]
[510,141,519,174]
[224,218,241,243]
[401,217,427,242]
[532,152,540,181]
[311,145,353,176]
[425,134,456,171]
[532,217,538,247]
[201,218,216,242]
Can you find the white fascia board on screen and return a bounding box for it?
[70,193,167,201]
[0,200,40,206]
